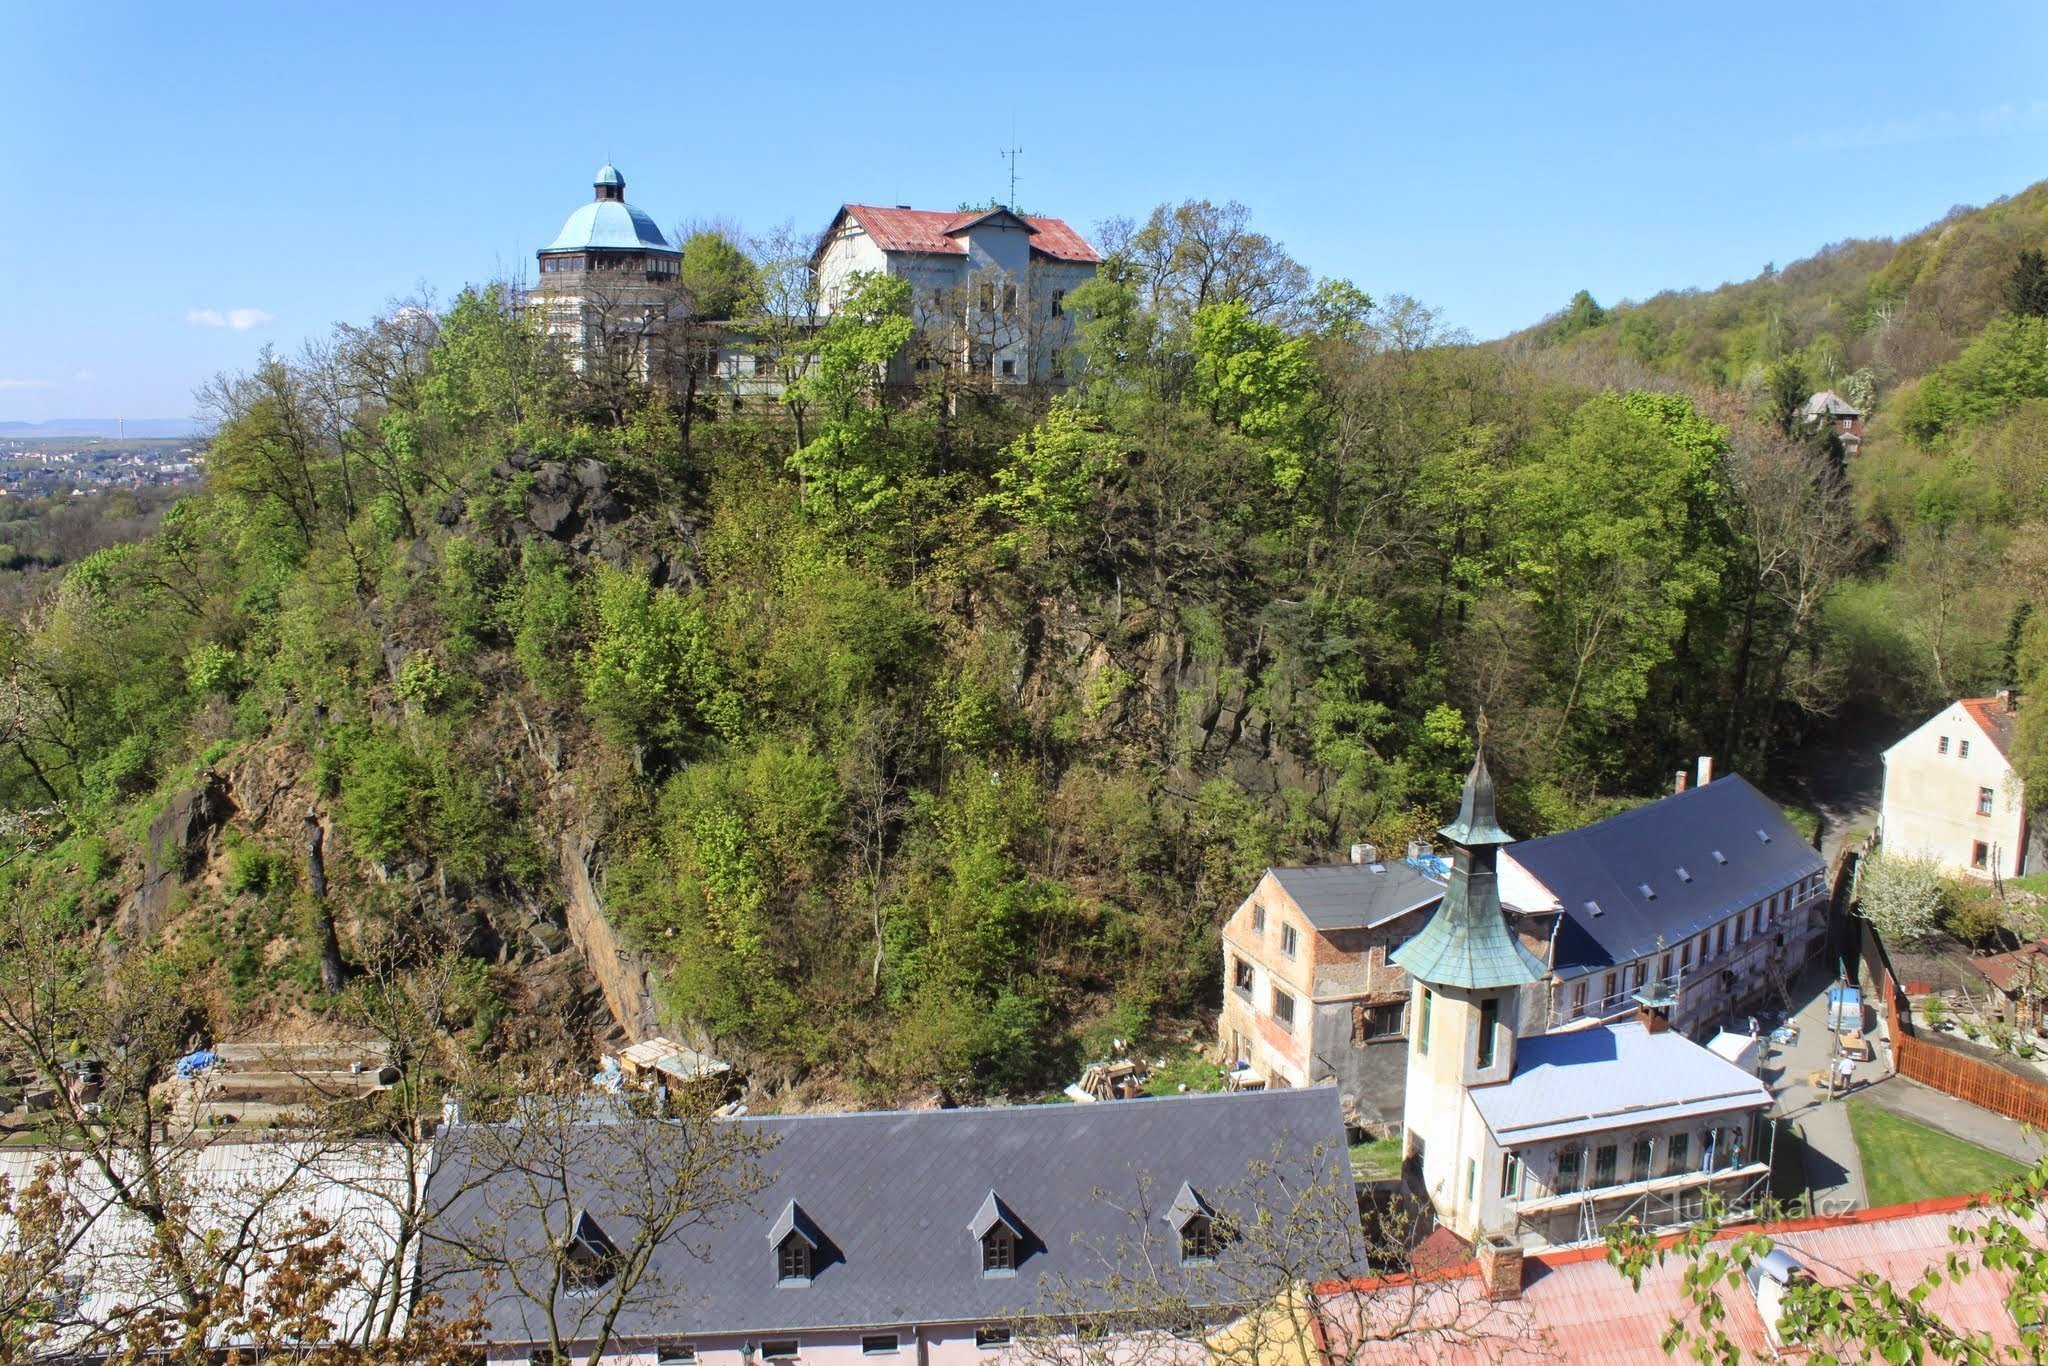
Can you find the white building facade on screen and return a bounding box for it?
[1880,693,2034,879]
[811,204,1099,386]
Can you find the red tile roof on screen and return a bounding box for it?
[1960,695,2023,758]
[831,204,1100,263]
[1314,1196,2034,1363]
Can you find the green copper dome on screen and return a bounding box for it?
[1390,757,1548,990]
[594,163,625,189]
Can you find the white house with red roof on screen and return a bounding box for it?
[811,203,1100,385]
[1880,691,2036,879]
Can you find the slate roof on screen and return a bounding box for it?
[421,1088,1353,1345]
[1468,1020,1772,1146]
[1801,390,1863,419]
[1504,775,1823,981]
[1264,860,1445,932]
[827,204,1101,263]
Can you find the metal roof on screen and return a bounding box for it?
[1391,759,1549,990]
[542,199,678,255]
[1801,390,1863,418]
[594,162,625,189]
[422,1088,1354,1344]
[1468,1020,1771,1146]
[1263,860,1444,932]
[824,204,1101,264]
[1504,775,1823,980]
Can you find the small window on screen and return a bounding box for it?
[1659,952,1672,979]
[1359,1001,1403,1041]
[1476,997,1499,1070]
[1051,288,1065,317]
[1960,739,1971,759]
[1939,735,1950,754]
[1000,359,1015,376]
[1002,284,1017,312]
[1232,958,1254,995]
[1556,1148,1584,1194]
[1252,904,1265,935]
[1179,1214,1219,1263]
[1465,1158,1477,1203]
[982,1226,1016,1274]
[1418,988,1433,1053]
[762,1341,801,1361]
[1665,1133,1690,1177]
[1571,981,1587,1015]
[1280,923,1299,959]
[1979,786,1995,816]
[976,1328,1013,1350]
[658,1346,698,1365]
[777,1234,813,1284]
[1500,1151,1522,1198]
[1973,840,1989,870]
[1272,989,1296,1030]
[1602,971,1617,1004]
[1593,1143,1617,1187]
[1630,1137,1652,1183]
[862,1336,900,1356]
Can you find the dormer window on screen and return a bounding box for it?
[969,1190,1028,1277]
[1164,1182,1222,1264]
[1180,1214,1219,1263]
[561,1209,621,1294]
[769,1200,823,1286]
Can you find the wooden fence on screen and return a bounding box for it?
[1860,919,2048,1129]
[1892,1032,2048,1128]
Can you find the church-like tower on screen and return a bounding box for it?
[1390,755,1547,1220]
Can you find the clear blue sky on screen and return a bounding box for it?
[3,1,2045,423]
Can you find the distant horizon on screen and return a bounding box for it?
[4,1,2045,421]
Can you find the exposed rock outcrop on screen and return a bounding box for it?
[128,772,235,939]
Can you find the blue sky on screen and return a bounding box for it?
[2,1,2045,423]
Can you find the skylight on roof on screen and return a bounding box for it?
[1713,850,1727,864]
[1583,899,1603,917]
[1756,829,1772,844]
[1676,866,1691,882]
[1638,883,1656,900]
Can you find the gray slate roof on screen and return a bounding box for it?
[1802,390,1862,418]
[1265,860,1445,932]
[1505,775,1823,981]
[1469,1020,1772,1146]
[421,1088,1353,1345]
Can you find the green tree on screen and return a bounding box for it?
[982,400,1120,539]
[1190,301,1319,491]
[784,272,917,517]
[579,567,718,765]
[2009,246,2048,318]
[679,230,762,321]
[1552,289,1607,340]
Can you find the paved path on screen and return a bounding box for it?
[1764,970,1868,1211]
[1778,742,1883,869]
[1853,1074,2048,1167]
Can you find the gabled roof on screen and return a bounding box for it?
[1973,938,2048,994]
[966,1189,1024,1240]
[423,1088,1354,1344]
[823,204,1101,264]
[1802,390,1863,418]
[1505,775,1822,980]
[1263,860,1445,933]
[1468,1020,1772,1146]
[768,1198,822,1249]
[1959,696,2021,759]
[1163,1180,1213,1230]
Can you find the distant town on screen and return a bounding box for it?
[0,435,205,497]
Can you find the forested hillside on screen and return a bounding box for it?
[3,191,2040,1103]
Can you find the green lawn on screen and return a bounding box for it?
[1349,1135,1403,1181]
[1846,1099,2026,1207]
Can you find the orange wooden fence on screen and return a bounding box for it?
[1892,1031,2048,1128]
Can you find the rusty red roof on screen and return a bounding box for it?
[1315,1196,2037,1363]
[1974,939,2048,993]
[829,204,1100,263]
[1959,695,2023,758]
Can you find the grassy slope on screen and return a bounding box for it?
[1846,1098,2024,1206]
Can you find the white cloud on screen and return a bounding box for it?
[72,369,95,382]
[0,378,57,391]
[187,308,276,330]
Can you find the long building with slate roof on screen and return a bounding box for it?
[421,1088,1353,1365]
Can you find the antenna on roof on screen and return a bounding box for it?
[1000,143,1023,209]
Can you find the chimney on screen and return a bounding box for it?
[1697,755,1714,787]
[1350,842,1379,865]
[1998,687,2018,714]
[1476,1234,1524,1300]
[1633,977,1676,1034]
[1675,769,1688,794]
